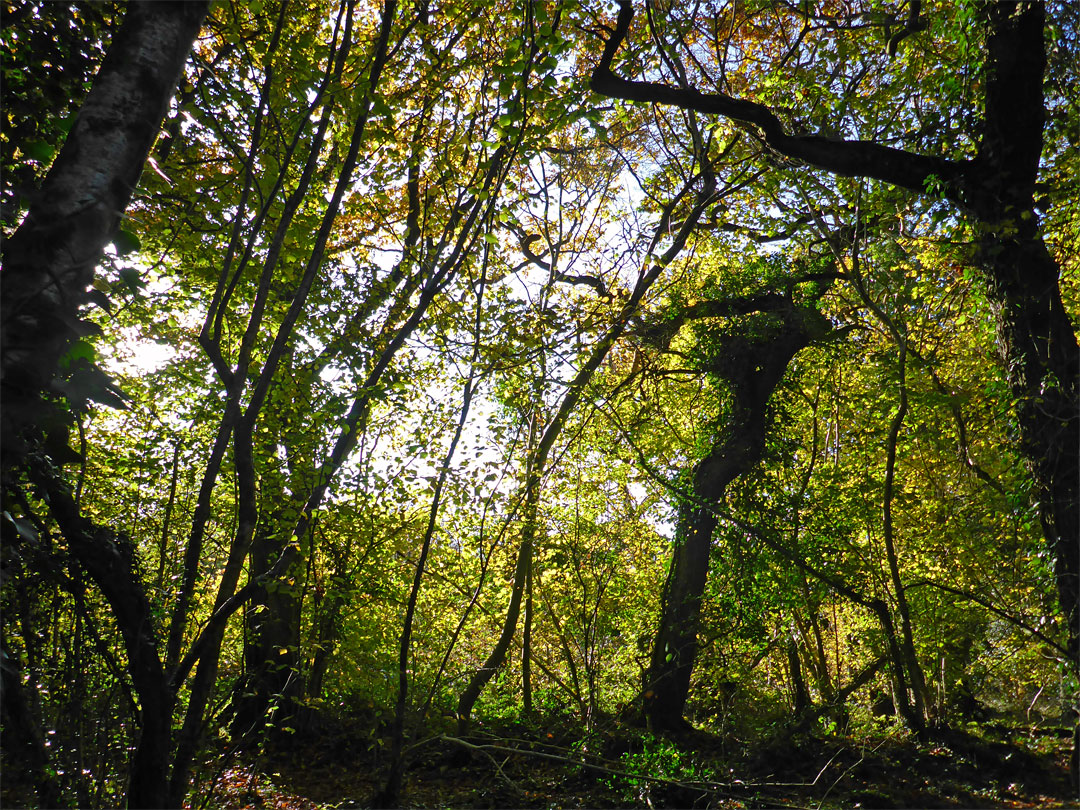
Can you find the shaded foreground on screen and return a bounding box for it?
[130,716,1077,809]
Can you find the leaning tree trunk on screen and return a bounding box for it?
[1,5,207,809]
[456,471,538,729]
[645,304,829,731]
[0,1,209,470]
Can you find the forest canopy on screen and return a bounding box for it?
[1,1,1077,808]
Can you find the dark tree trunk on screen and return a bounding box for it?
[28,467,176,810]
[647,504,716,730]
[591,2,1077,769]
[1,11,211,796]
[645,305,829,731]
[788,637,811,718]
[307,578,347,704]
[964,2,1079,671]
[0,1,208,469]
[457,482,537,729]
[0,642,64,808]
[232,520,306,741]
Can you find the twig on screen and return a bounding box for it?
[747,747,843,788]
[815,734,894,808]
[439,736,522,796]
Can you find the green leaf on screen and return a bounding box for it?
[370,96,393,119]
[23,140,55,162]
[58,340,96,370]
[118,265,145,294]
[113,228,141,256]
[2,511,38,543]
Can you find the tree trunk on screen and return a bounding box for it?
[0,1,208,468]
[307,576,347,704]
[2,14,211,794]
[232,518,306,741]
[28,466,176,809]
[881,342,931,727]
[967,5,1079,771]
[788,637,811,718]
[0,642,64,808]
[646,305,829,731]
[647,498,718,731]
[457,477,538,729]
[965,3,1079,671]
[522,562,534,716]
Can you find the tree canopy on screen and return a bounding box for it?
[2,2,1077,808]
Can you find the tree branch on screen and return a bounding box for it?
[589,1,966,200]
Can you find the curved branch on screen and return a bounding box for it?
[887,0,926,57]
[589,1,966,200]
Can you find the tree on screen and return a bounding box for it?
[2,3,1076,807]
[590,0,1078,727]
[637,262,836,731]
[1,1,208,468]
[1,4,208,807]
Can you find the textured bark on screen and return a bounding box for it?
[0,1,208,467]
[645,304,828,731]
[2,9,209,806]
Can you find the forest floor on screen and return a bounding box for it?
[191,714,1078,810]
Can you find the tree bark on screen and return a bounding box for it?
[2,14,211,793]
[646,476,720,731]
[0,1,208,468]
